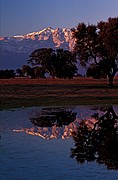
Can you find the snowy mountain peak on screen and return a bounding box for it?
[0,27,76,69]
[0,27,75,53]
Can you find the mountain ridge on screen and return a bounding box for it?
[0,27,76,69]
[0,27,75,53]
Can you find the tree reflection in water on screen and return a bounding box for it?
[30,107,77,127]
[70,105,118,170]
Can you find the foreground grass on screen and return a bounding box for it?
[0,77,118,109]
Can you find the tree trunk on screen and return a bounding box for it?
[108,75,114,88]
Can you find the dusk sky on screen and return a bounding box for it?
[0,0,118,37]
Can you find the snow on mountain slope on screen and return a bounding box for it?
[0,27,76,69]
[0,27,75,54]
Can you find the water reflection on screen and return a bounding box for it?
[12,105,118,170]
[1,106,118,180]
[70,105,118,170]
[30,107,77,127]
[13,107,79,140]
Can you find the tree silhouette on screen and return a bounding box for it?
[0,69,15,79]
[22,65,32,77]
[28,48,77,79]
[71,105,118,170]
[30,107,77,127]
[16,68,23,77]
[72,17,118,87]
[33,66,46,78]
[97,17,118,87]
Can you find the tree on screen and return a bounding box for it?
[10,70,15,78]
[97,17,118,87]
[49,49,77,79]
[0,69,15,79]
[86,64,107,79]
[22,65,32,77]
[16,68,23,77]
[28,48,77,79]
[28,48,54,67]
[28,48,55,77]
[72,17,118,87]
[33,66,46,78]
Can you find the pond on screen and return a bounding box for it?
[0,105,118,180]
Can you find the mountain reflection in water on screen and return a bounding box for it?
[13,105,118,170]
[13,107,79,140]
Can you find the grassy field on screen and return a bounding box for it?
[0,77,118,109]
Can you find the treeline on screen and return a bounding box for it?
[0,69,15,79]
[0,17,118,87]
[0,49,79,79]
[0,66,45,79]
[16,65,46,78]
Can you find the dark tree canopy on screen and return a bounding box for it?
[28,48,54,67]
[72,17,118,87]
[22,65,32,77]
[72,23,99,66]
[0,69,15,79]
[28,48,77,79]
[30,107,76,127]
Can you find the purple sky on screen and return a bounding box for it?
[0,0,118,37]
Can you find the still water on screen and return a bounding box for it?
[0,105,118,180]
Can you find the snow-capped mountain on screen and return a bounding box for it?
[0,27,75,54]
[0,27,75,69]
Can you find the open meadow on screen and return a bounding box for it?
[0,77,118,109]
